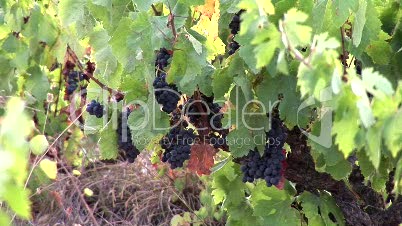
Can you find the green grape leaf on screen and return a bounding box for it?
[212,67,234,99]
[212,161,246,206]
[331,0,358,27]
[394,158,402,194]
[309,123,344,167]
[349,0,381,57]
[365,124,382,169]
[58,0,87,26]
[92,0,112,7]
[252,25,281,69]
[109,17,134,70]
[311,0,328,32]
[133,0,160,11]
[227,126,254,157]
[24,66,50,102]
[332,88,361,158]
[130,93,170,150]
[299,192,345,226]
[371,157,391,191]
[168,32,208,95]
[356,149,375,178]
[382,111,402,158]
[352,0,367,47]
[256,74,308,128]
[325,158,352,180]
[22,4,58,45]
[297,34,340,99]
[99,118,119,160]
[281,8,312,47]
[362,68,395,97]
[366,40,393,65]
[250,181,300,225]
[120,65,149,101]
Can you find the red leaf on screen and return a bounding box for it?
[187,144,216,175]
[275,149,288,190]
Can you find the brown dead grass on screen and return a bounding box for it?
[20,153,207,226]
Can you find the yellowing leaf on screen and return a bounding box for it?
[192,0,225,60]
[39,159,57,180]
[256,0,275,15]
[281,8,312,47]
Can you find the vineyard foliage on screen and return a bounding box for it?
[0,0,401,225]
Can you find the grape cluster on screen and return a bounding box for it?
[229,10,244,35]
[228,41,240,56]
[66,71,81,94]
[354,59,362,75]
[184,95,223,130]
[153,73,181,113]
[86,100,104,118]
[227,10,244,56]
[155,48,171,70]
[117,109,140,163]
[240,118,287,187]
[161,125,196,169]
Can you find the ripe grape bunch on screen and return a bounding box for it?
[184,95,223,130]
[66,71,86,95]
[240,118,287,187]
[229,10,244,35]
[153,73,181,113]
[227,10,244,56]
[354,59,362,75]
[86,100,104,118]
[117,109,140,163]
[228,41,240,56]
[155,48,171,70]
[161,123,196,169]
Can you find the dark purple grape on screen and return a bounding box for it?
[117,109,140,163]
[160,124,196,169]
[240,118,287,187]
[86,100,104,118]
[153,73,180,114]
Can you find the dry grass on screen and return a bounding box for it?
[19,153,210,226]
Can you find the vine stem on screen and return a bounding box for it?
[66,46,123,98]
[151,4,161,16]
[166,1,178,44]
[278,21,312,69]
